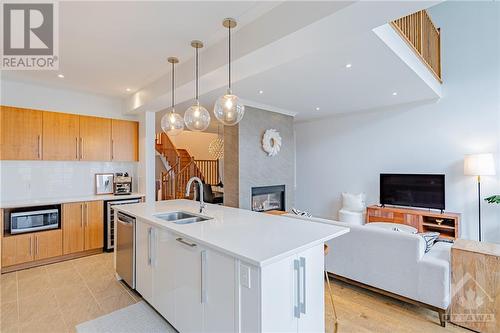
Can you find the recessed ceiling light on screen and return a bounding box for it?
[392,92,398,96]
[57,74,64,78]
[345,63,352,68]
[126,88,132,92]
[258,90,264,94]
[315,107,320,111]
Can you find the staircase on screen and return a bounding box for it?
[155,133,220,200]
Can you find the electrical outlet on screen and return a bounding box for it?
[240,264,251,288]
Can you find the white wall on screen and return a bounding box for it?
[1,79,136,120]
[0,80,141,202]
[0,161,137,202]
[168,131,219,160]
[295,1,500,243]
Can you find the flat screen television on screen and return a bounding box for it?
[380,174,445,210]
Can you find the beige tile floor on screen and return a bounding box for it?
[0,253,139,333]
[1,252,470,333]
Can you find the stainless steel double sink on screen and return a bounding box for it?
[154,211,212,224]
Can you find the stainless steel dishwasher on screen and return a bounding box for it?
[116,212,135,288]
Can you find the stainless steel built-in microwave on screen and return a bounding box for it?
[10,209,59,234]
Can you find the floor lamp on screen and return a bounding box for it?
[464,153,496,242]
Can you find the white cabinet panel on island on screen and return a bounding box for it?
[154,228,176,325]
[116,200,349,333]
[135,220,154,302]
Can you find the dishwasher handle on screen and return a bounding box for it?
[117,212,135,224]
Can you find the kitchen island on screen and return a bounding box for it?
[114,199,349,333]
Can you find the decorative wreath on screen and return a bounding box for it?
[262,129,282,157]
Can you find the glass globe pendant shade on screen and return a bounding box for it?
[214,92,245,126]
[161,111,184,136]
[184,102,210,131]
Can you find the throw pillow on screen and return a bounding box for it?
[291,208,312,218]
[341,192,366,212]
[419,232,440,253]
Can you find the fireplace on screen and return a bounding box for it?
[251,185,285,212]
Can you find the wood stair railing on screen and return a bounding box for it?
[156,133,220,200]
[155,133,180,167]
[391,9,442,82]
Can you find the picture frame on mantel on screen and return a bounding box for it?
[95,173,114,195]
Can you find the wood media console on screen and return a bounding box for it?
[366,205,460,239]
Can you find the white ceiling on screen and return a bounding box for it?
[3,1,442,123]
[1,1,281,96]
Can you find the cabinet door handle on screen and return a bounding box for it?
[111,139,114,160]
[37,135,41,159]
[86,202,89,227]
[147,227,152,265]
[300,257,306,315]
[80,137,84,159]
[201,250,207,303]
[35,236,38,256]
[80,203,84,228]
[294,259,300,318]
[29,236,33,256]
[176,237,197,248]
[75,137,79,159]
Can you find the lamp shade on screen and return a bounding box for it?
[464,153,496,176]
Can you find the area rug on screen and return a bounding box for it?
[76,301,176,333]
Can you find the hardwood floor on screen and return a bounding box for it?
[325,278,470,333]
[1,252,471,333]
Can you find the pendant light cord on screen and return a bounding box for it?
[196,46,199,101]
[228,24,231,91]
[171,61,175,112]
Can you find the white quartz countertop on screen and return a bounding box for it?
[114,199,349,267]
[0,193,145,209]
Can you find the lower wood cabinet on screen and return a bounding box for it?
[63,201,103,254]
[35,230,63,260]
[2,230,62,267]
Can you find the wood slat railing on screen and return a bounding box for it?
[176,158,205,198]
[156,132,220,200]
[155,132,180,167]
[195,160,220,186]
[391,10,441,82]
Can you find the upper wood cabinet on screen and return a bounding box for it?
[0,106,43,160]
[0,106,139,162]
[79,115,112,161]
[112,119,139,161]
[42,111,80,160]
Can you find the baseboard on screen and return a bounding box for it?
[1,248,103,273]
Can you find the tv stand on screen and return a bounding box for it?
[366,205,460,239]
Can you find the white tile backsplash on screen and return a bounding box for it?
[0,161,138,201]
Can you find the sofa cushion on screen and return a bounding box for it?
[341,192,366,212]
[419,232,440,253]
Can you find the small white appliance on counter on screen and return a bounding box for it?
[114,173,133,195]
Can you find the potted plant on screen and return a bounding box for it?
[485,195,500,204]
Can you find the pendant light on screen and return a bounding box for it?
[161,57,184,136]
[209,125,224,159]
[214,18,245,126]
[184,40,211,131]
